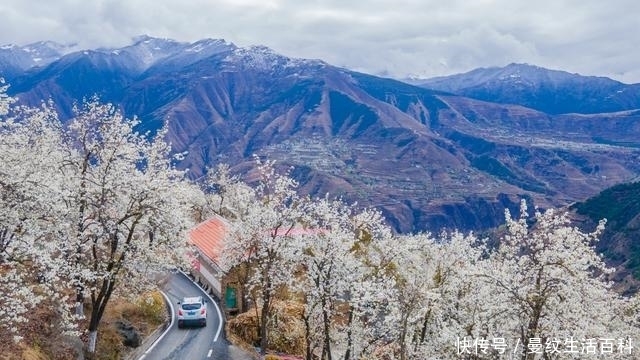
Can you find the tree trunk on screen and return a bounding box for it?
[304,313,312,360]
[399,311,409,360]
[416,308,431,351]
[75,286,84,316]
[86,275,117,353]
[343,307,353,360]
[259,290,271,353]
[522,268,545,360]
[75,302,84,317]
[321,294,332,360]
[87,330,98,353]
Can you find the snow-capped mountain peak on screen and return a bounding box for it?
[108,35,187,69]
[223,45,326,73]
[0,40,77,78]
[419,62,631,114]
[186,38,232,53]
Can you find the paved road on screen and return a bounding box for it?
[140,272,254,360]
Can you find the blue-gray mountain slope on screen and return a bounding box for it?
[4,37,640,235]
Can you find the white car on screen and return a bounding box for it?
[177,296,207,328]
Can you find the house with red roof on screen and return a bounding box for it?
[188,215,229,303]
[188,215,325,316]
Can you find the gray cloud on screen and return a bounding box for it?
[0,0,637,83]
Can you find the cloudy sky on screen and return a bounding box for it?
[1,0,638,83]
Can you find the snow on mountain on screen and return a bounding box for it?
[0,40,76,79]
[185,38,230,53]
[147,38,237,72]
[1,35,331,82]
[0,35,237,80]
[420,63,625,92]
[418,63,638,114]
[222,44,327,74]
[106,35,186,69]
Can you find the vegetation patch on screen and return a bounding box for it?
[0,291,166,360]
[227,300,305,357]
[572,181,640,281]
[572,181,640,231]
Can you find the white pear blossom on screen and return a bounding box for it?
[0,89,200,353]
[221,156,302,354]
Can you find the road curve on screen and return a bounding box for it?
[139,272,254,360]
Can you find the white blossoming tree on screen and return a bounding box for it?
[290,197,363,360]
[384,230,487,360]
[0,87,73,341]
[221,157,302,354]
[1,85,199,354]
[330,208,398,360]
[476,201,636,360]
[202,162,255,220]
[56,100,198,353]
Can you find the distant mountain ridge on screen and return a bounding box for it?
[0,40,77,80]
[3,36,640,235]
[419,63,640,114]
[0,36,234,76]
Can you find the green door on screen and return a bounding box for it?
[225,286,237,309]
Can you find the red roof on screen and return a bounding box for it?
[189,215,228,264]
[189,216,326,264]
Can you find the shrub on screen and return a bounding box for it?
[137,292,165,325]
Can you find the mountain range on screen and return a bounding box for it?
[418,63,640,115]
[3,35,640,235]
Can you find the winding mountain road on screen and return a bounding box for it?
[139,272,254,360]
